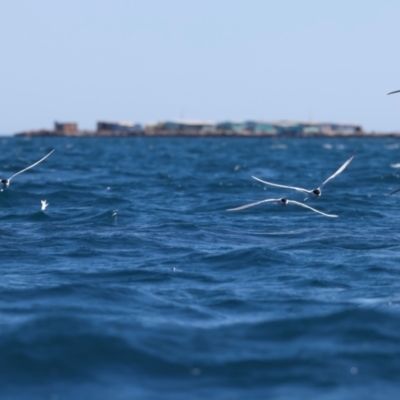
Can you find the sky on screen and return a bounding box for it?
[1,0,400,134]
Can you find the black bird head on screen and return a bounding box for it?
[313,188,321,196]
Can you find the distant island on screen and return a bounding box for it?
[14,120,400,138]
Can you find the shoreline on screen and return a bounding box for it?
[13,130,400,138]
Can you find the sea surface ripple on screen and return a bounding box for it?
[1,137,400,399]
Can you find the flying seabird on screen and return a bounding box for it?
[227,197,337,217]
[388,90,400,95]
[41,200,49,211]
[251,152,355,200]
[1,149,55,190]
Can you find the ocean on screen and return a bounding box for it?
[1,136,400,399]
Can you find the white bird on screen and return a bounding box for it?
[41,200,49,211]
[388,90,400,95]
[227,197,337,217]
[1,149,55,190]
[251,152,355,200]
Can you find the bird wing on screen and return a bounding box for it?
[8,149,55,181]
[390,188,400,196]
[288,200,338,218]
[319,152,355,189]
[251,176,311,195]
[388,90,400,95]
[227,198,280,212]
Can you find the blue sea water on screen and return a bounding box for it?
[1,136,400,400]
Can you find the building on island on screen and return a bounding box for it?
[272,121,363,136]
[97,121,142,134]
[145,120,364,136]
[14,119,366,137]
[155,120,217,132]
[318,123,362,135]
[54,121,78,134]
[145,120,217,136]
[217,121,248,133]
[298,122,363,136]
[245,121,279,135]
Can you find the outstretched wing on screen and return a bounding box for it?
[289,200,338,218]
[390,188,400,196]
[8,149,55,181]
[227,198,280,212]
[388,90,400,95]
[319,152,355,189]
[251,176,311,195]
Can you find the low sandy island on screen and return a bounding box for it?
[14,129,400,138]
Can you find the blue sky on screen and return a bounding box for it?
[1,0,400,134]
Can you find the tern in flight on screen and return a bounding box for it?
[1,149,55,190]
[41,200,49,211]
[251,152,355,200]
[388,90,400,95]
[227,198,337,217]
